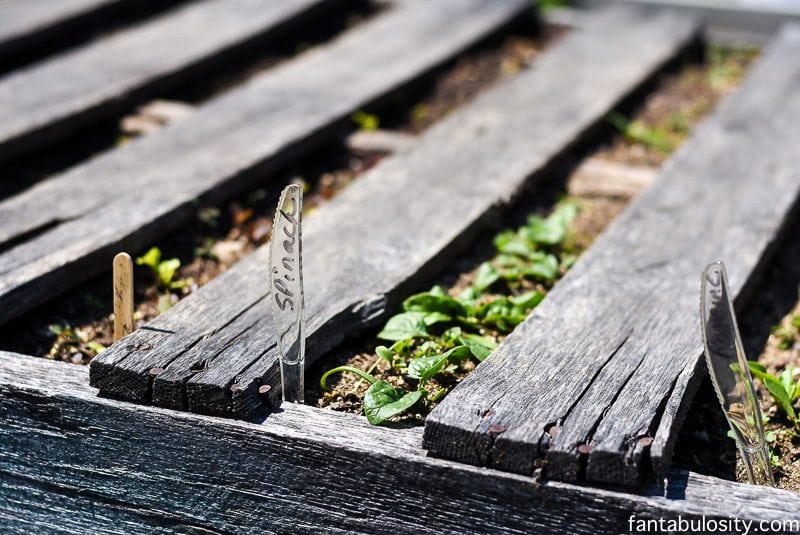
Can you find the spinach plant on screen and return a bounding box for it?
[135,247,193,312]
[321,201,579,424]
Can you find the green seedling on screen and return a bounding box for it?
[48,323,106,358]
[748,362,800,428]
[136,247,187,289]
[607,112,675,155]
[321,201,578,425]
[352,110,379,131]
[772,317,799,350]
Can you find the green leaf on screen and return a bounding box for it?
[408,354,448,382]
[157,258,181,287]
[375,345,394,362]
[408,345,471,382]
[403,289,466,317]
[522,215,565,245]
[549,202,578,227]
[459,333,497,362]
[494,231,534,257]
[135,246,161,270]
[476,297,527,332]
[457,286,480,306]
[509,290,545,310]
[473,262,500,292]
[377,311,449,341]
[363,381,423,425]
[747,362,796,422]
[352,110,379,131]
[523,253,559,281]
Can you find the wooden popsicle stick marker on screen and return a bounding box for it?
[113,253,134,342]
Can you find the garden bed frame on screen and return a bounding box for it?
[3,1,800,532]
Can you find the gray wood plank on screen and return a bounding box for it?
[0,0,531,327]
[3,353,800,534]
[89,5,702,417]
[0,0,138,60]
[0,0,340,162]
[423,23,800,487]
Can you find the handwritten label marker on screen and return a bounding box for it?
[701,261,775,486]
[113,252,134,342]
[269,184,305,403]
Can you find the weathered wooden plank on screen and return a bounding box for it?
[0,0,146,62]
[423,24,800,487]
[89,5,702,418]
[3,353,800,534]
[0,0,341,162]
[0,0,531,327]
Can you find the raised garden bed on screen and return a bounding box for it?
[3,1,800,533]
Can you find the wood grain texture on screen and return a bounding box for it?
[0,0,137,61]
[89,5,701,419]
[0,0,530,328]
[0,0,338,162]
[112,252,133,342]
[4,353,800,534]
[424,23,800,487]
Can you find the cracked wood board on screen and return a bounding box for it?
[4,353,800,533]
[89,4,701,419]
[0,0,340,162]
[0,0,531,327]
[423,23,800,487]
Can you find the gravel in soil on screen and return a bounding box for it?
[309,43,760,424]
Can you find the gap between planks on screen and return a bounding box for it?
[88,5,703,423]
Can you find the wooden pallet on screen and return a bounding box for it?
[3,1,800,532]
[4,354,800,532]
[0,0,530,326]
[424,22,800,487]
[89,5,701,420]
[0,0,154,62]
[0,0,342,162]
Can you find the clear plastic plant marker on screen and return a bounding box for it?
[701,261,775,486]
[269,184,305,404]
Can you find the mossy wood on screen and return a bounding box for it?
[0,0,340,162]
[3,353,800,533]
[0,0,531,326]
[89,6,701,423]
[424,24,800,487]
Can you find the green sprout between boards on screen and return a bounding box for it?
[136,246,193,312]
[729,318,800,467]
[321,201,579,425]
